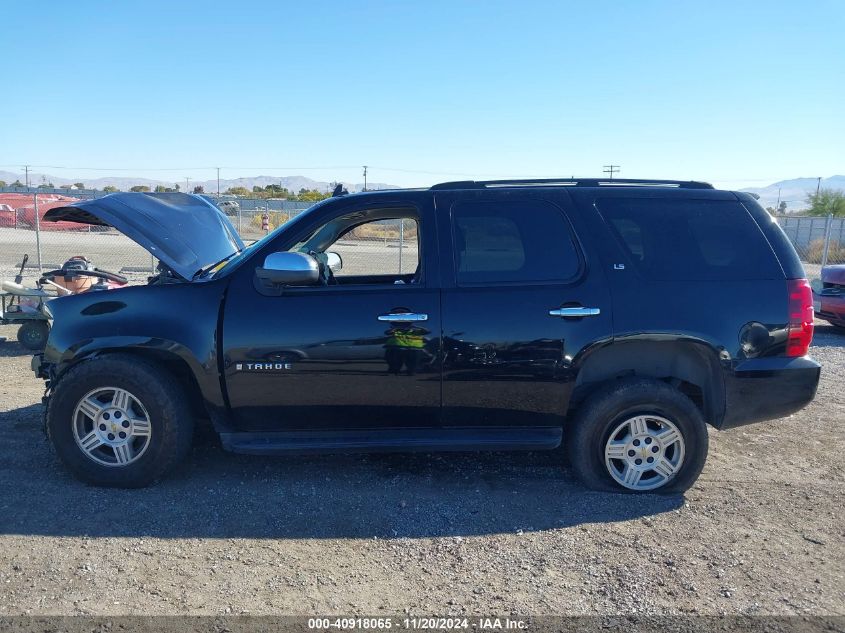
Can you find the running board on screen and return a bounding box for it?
[220,427,562,455]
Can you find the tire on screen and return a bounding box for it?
[46,354,194,487]
[17,320,49,351]
[567,378,708,494]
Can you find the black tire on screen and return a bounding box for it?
[46,354,194,487]
[567,378,709,494]
[17,320,49,351]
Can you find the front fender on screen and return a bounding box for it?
[43,280,227,409]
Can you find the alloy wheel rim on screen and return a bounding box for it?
[72,387,152,467]
[604,414,685,491]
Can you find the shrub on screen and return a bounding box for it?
[805,238,845,264]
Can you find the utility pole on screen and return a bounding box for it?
[185,177,190,192]
[816,176,822,196]
[24,165,30,188]
[775,187,782,213]
[217,167,221,196]
[362,165,368,191]
[603,164,621,179]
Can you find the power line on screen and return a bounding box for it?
[603,164,621,179]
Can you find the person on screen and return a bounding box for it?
[384,322,429,375]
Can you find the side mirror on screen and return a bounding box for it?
[255,252,319,286]
[326,251,343,272]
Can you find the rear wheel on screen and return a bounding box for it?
[46,354,193,487]
[17,320,49,351]
[567,378,708,493]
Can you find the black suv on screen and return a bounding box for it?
[34,179,820,492]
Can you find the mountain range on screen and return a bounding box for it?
[2,170,843,212]
[0,171,396,195]
[740,175,845,212]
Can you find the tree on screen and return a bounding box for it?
[225,186,251,196]
[0,180,6,188]
[130,185,151,192]
[73,182,85,190]
[103,185,119,193]
[295,188,331,202]
[193,185,204,194]
[778,201,787,214]
[806,189,845,217]
[37,182,55,189]
[264,184,290,197]
[11,180,23,187]
[154,185,167,192]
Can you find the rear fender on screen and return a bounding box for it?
[568,337,726,425]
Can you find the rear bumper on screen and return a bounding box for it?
[718,356,821,429]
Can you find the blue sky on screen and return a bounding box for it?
[1,0,843,188]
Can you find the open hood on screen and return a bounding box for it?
[43,193,245,281]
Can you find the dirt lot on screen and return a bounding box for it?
[0,322,842,617]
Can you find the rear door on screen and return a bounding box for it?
[434,188,613,428]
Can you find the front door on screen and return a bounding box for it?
[221,197,441,431]
[435,189,613,428]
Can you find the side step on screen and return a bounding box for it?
[220,427,563,455]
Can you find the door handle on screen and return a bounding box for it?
[549,307,601,317]
[378,312,429,322]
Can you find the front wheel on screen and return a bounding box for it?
[567,378,709,493]
[46,354,194,487]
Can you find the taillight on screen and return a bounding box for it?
[786,278,814,357]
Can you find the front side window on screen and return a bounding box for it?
[331,218,419,279]
[451,200,581,285]
[294,207,421,285]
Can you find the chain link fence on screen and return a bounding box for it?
[776,214,845,280]
[0,189,315,284]
[0,188,419,285]
[2,187,841,287]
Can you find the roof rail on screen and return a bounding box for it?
[430,178,714,190]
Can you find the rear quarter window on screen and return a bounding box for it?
[596,198,783,281]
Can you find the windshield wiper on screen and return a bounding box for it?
[193,250,241,280]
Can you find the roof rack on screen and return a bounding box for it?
[430,178,714,190]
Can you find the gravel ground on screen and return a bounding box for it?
[0,322,842,617]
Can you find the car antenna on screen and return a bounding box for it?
[332,183,349,197]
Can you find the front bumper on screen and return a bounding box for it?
[719,356,821,429]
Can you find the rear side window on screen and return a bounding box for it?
[596,198,782,280]
[452,200,581,285]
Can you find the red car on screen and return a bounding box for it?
[813,264,845,329]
